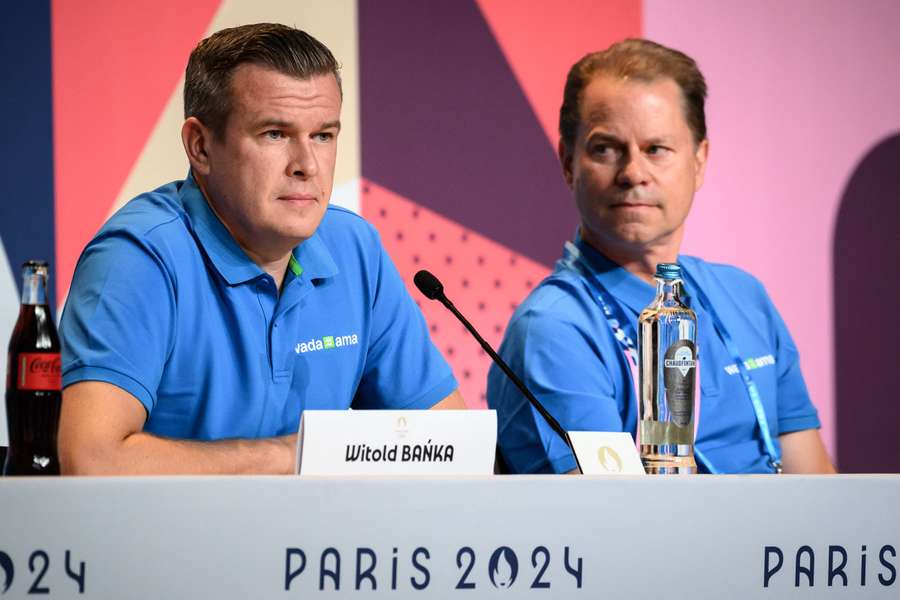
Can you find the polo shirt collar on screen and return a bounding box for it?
[179,174,263,285]
[292,228,338,283]
[179,173,338,286]
[573,231,656,315]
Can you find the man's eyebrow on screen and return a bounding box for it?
[586,131,619,139]
[585,131,623,144]
[250,119,342,131]
[252,118,293,129]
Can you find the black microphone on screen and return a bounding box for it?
[414,269,583,474]
[413,270,444,301]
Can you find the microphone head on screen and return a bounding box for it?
[414,270,444,300]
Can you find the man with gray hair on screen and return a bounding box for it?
[58,23,464,475]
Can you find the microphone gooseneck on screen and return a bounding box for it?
[413,269,583,474]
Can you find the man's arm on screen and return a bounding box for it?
[751,279,835,475]
[58,381,296,475]
[779,429,837,474]
[430,389,466,410]
[488,304,623,474]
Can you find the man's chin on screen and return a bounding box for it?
[586,225,672,255]
[280,210,327,238]
[278,226,319,246]
[606,223,659,245]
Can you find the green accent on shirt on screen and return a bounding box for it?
[289,255,303,277]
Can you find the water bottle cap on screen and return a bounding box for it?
[655,263,682,280]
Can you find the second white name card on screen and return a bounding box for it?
[296,409,497,476]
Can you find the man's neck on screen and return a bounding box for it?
[194,172,295,292]
[581,227,682,284]
[245,249,293,291]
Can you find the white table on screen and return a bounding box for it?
[1,475,897,598]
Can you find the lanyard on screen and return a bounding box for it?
[561,241,717,474]
[562,241,781,474]
[678,268,782,473]
[563,242,640,370]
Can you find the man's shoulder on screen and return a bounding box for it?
[319,204,376,234]
[680,255,772,308]
[681,255,765,289]
[78,180,202,285]
[508,269,595,332]
[314,205,384,260]
[99,180,189,241]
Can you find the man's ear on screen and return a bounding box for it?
[693,138,709,192]
[182,117,213,177]
[558,139,574,189]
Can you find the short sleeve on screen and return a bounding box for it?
[764,288,821,434]
[488,303,623,474]
[60,231,176,414]
[352,235,457,410]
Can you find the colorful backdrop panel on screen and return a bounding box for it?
[1,0,897,471]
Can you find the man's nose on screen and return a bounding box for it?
[616,151,648,188]
[287,139,319,178]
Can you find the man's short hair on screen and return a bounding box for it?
[184,23,341,138]
[559,38,707,152]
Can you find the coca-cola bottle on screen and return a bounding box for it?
[3,260,61,475]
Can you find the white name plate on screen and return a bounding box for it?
[569,431,646,475]
[297,409,497,475]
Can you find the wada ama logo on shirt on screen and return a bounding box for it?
[295,333,360,354]
[723,354,776,375]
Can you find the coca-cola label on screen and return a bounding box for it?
[18,353,62,391]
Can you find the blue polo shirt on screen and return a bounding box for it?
[60,175,457,440]
[487,239,820,474]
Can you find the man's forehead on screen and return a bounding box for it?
[231,73,340,118]
[579,75,685,126]
[230,64,340,101]
[584,103,612,126]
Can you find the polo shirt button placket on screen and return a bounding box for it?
[254,276,278,378]
[271,317,278,374]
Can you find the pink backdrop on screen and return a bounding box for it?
[645,0,900,458]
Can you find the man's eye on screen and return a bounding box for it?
[264,130,284,140]
[314,132,334,142]
[647,145,668,155]
[590,144,620,162]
